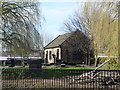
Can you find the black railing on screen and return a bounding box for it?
[2,68,120,89]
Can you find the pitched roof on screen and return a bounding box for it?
[45,32,73,48]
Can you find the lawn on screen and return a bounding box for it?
[65,67,93,69]
[43,64,95,70]
[50,67,93,70]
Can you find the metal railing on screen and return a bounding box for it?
[2,68,120,89]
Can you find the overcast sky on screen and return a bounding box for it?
[41,2,78,39]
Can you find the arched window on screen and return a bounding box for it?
[56,49,59,59]
[49,51,52,59]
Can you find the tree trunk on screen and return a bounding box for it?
[118,1,120,66]
[86,54,88,65]
[88,51,91,65]
[95,56,98,67]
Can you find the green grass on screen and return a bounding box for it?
[55,67,92,69]
[65,67,92,69]
[49,66,94,70]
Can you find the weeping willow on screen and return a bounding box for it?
[0,1,43,57]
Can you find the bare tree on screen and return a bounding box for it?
[62,1,119,68]
[41,32,54,47]
[62,7,94,65]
